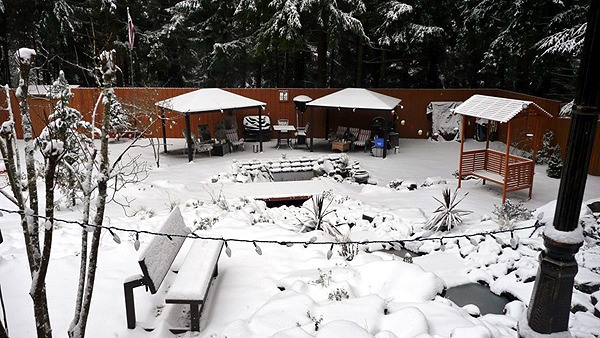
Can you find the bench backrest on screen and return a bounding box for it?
[138,206,191,294]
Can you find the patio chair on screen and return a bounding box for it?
[348,127,360,142]
[328,126,347,142]
[225,129,244,152]
[182,130,213,158]
[197,124,214,143]
[352,129,372,152]
[294,123,310,148]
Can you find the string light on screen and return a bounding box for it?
[44,219,53,231]
[108,228,121,244]
[326,244,334,260]
[0,206,579,256]
[253,241,262,255]
[225,241,232,257]
[439,238,446,252]
[134,233,140,251]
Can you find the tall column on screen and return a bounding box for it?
[525,1,600,335]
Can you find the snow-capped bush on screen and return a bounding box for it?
[493,200,533,230]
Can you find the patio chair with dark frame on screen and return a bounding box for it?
[328,126,347,142]
[182,130,213,158]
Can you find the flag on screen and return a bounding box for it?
[127,7,135,51]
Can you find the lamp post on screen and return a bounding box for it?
[524,1,600,335]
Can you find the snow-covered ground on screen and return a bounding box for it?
[1,137,600,338]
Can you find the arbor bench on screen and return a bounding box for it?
[459,148,534,202]
[124,206,224,332]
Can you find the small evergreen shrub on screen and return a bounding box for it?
[536,130,555,165]
[546,145,563,178]
[493,199,533,229]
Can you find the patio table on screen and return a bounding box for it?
[273,125,296,149]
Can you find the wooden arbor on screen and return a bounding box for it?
[456,95,552,202]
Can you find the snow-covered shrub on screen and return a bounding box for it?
[310,268,332,287]
[328,288,349,301]
[425,188,471,231]
[536,130,555,164]
[546,145,563,178]
[388,179,403,190]
[421,176,447,187]
[493,199,533,230]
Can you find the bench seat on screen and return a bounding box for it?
[165,240,224,331]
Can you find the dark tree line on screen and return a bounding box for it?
[0,0,588,101]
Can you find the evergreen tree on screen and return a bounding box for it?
[546,144,563,178]
[536,130,555,164]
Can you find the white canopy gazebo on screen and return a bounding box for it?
[156,88,266,161]
[306,88,402,158]
[455,94,552,202]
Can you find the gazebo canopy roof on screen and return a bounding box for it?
[306,88,401,111]
[155,88,266,114]
[454,94,552,123]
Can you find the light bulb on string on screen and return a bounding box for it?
[134,233,141,251]
[327,244,334,260]
[439,238,446,252]
[253,241,262,255]
[225,241,232,257]
[44,219,53,231]
[510,231,519,250]
[108,228,121,244]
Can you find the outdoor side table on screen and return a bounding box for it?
[212,142,231,156]
[332,141,350,152]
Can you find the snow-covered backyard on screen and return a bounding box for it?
[1,137,600,337]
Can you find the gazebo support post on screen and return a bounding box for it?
[383,112,388,158]
[161,108,167,153]
[458,115,466,189]
[502,122,512,203]
[525,1,600,334]
[184,113,193,162]
[258,107,263,152]
[310,106,314,152]
[325,108,330,141]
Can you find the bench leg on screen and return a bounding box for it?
[190,303,200,331]
[124,278,146,329]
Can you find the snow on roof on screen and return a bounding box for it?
[454,94,552,123]
[155,88,266,114]
[307,88,401,111]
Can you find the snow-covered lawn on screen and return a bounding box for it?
[1,138,599,337]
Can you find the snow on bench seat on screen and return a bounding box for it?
[471,170,504,185]
[166,239,224,301]
[164,239,224,332]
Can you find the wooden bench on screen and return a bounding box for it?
[124,206,224,332]
[459,148,534,202]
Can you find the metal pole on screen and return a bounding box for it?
[161,108,167,153]
[258,107,263,152]
[310,107,314,152]
[185,113,193,162]
[525,1,600,335]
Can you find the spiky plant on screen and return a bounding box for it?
[425,188,472,231]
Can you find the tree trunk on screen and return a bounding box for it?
[16,49,53,338]
[69,50,115,338]
[317,26,328,87]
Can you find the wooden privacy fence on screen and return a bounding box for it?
[1,87,599,175]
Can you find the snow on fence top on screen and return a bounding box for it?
[454,94,552,123]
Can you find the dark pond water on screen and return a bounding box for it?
[444,283,511,315]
